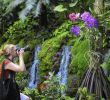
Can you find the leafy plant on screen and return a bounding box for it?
[16,71,29,91]
[77,87,95,100]
[54,5,67,12]
[3,17,35,43]
[22,88,42,100]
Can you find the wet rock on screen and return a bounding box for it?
[52,51,62,74]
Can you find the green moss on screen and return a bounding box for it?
[70,38,90,78]
[18,39,25,47]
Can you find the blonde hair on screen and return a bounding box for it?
[0,44,16,56]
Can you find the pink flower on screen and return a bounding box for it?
[69,13,80,21]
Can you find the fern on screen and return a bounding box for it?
[6,0,25,12]
[34,0,42,17]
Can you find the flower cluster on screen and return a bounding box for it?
[69,13,80,21]
[81,12,98,28]
[70,26,80,36]
[69,11,98,36]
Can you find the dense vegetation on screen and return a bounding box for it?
[1,0,110,100]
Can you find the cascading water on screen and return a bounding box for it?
[57,46,71,95]
[28,46,40,89]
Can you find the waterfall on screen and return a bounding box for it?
[57,46,71,94]
[28,46,40,89]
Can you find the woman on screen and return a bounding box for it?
[0,44,29,100]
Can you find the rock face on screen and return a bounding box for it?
[52,51,62,74]
[67,75,78,97]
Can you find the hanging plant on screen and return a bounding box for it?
[68,11,110,100]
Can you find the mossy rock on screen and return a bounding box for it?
[38,20,73,79]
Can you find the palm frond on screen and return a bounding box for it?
[19,0,36,20]
[6,0,25,12]
[42,0,50,5]
[5,0,50,20]
[34,0,42,17]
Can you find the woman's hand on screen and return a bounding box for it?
[5,48,26,72]
[17,49,24,56]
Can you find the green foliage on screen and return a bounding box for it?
[4,17,35,43]
[0,55,6,63]
[69,1,78,8]
[41,72,74,100]
[27,39,41,51]
[23,51,31,65]
[78,87,95,100]
[16,71,29,91]
[22,88,42,100]
[70,38,90,78]
[77,87,106,100]
[41,72,61,99]
[53,20,72,36]
[54,5,67,12]
[60,96,75,100]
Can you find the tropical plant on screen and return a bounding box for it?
[5,0,50,20]
[68,2,110,99]
[69,11,101,79]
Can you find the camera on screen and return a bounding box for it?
[16,45,30,52]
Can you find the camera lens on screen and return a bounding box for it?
[16,45,30,52]
[22,45,30,52]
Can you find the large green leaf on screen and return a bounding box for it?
[54,5,67,12]
[69,0,78,7]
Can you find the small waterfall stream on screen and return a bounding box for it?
[57,46,71,94]
[28,46,40,89]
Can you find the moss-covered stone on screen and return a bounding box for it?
[38,20,73,79]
